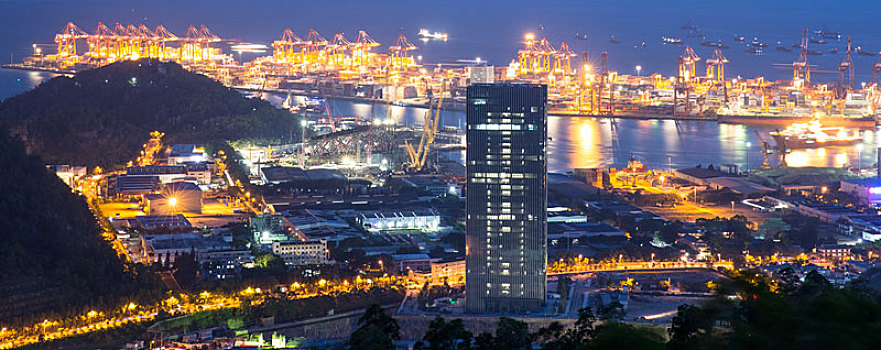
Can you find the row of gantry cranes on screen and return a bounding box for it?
[37,22,423,74]
[509,30,881,117]
[28,22,881,119]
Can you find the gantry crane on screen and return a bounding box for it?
[405,85,445,172]
[272,28,303,64]
[837,36,854,97]
[352,30,380,67]
[302,29,328,65]
[518,33,537,75]
[87,22,116,58]
[388,33,418,68]
[705,49,728,82]
[55,22,88,58]
[553,42,576,74]
[753,130,775,170]
[678,46,700,83]
[793,29,811,88]
[328,33,351,67]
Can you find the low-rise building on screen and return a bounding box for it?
[818,244,851,260]
[840,178,881,207]
[127,165,189,184]
[134,214,192,230]
[272,239,330,266]
[838,214,881,242]
[431,258,465,283]
[391,253,436,273]
[251,214,293,246]
[141,232,230,266]
[113,175,162,197]
[144,182,203,214]
[48,165,87,187]
[356,210,441,232]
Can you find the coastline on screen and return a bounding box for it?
[6,64,876,127]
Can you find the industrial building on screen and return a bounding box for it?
[840,178,881,207]
[356,210,441,232]
[251,214,292,246]
[465,84,548,314]
[271,239,330,266]
[143,182,203,214]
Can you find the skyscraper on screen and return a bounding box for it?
[465,84,548,314]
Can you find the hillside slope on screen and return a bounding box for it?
[0,59,299,167]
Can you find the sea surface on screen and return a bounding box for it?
[2,0,881,172]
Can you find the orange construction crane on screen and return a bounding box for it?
[553,42,576,74]
[272,28,303,64]
[352,30,380,67]
[55,22,88,58]
[793,29,811,88]
[405,84,445,172]
[705,49,728,82]
[388,33,417,68]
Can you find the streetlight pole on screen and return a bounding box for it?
[745,141,751,173]
[857,144,863,171]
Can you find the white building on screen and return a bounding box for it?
[272,239,330,266]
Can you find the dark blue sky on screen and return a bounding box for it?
[2,0,881,80]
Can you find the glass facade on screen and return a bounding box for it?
[465,84,548,314]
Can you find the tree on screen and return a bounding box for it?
[173,251,198,288]
[415,316,473,350]
[348,304,400,350]
[667,304,715,349]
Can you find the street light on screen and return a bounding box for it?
[745,141,752,172]
[635,65,642,76]
[857,144,863,171]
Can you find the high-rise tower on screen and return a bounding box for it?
[465,84,548,314]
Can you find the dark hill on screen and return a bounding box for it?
[0,132,147,320]
[0,59,300,167]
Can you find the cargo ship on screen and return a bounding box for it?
[770,119,861,149]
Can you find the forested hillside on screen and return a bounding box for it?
[0,59,299,167]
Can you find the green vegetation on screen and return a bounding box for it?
[0,59,301,167]
[347,304,401,350]
[0,132,160,323]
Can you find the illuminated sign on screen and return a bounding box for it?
[869,187,881,195]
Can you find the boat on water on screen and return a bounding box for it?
[750,38,768,47]
[733,34,746,42]
[701,40,728,49]
[417,28,448,41]
[574,32,588,40]
[829,48,839,54]
[662,36,683,45]
[291,97,326,114]
[746,47,763,54]
[806,49,824,56]
[855,47,877,56]
[809,38,827,45]
[776,42,793,52]
[814,29,841,40]
[770,119,861,149]
[681,24,699,31]
[609,36,621,44]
